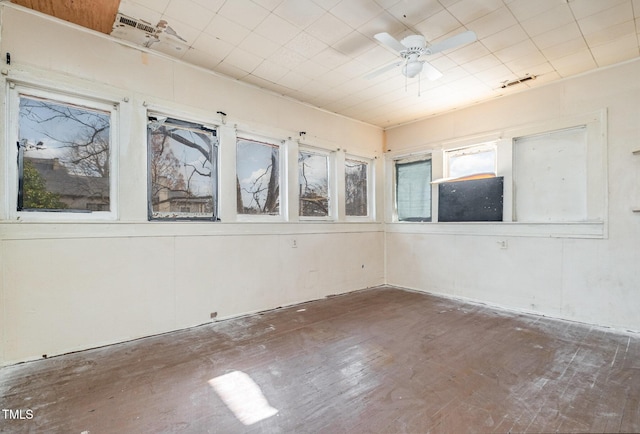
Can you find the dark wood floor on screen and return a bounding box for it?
[2,286,640,433]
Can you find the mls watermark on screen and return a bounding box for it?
[2,408,34,420]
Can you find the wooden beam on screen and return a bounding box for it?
[10,0,121,34]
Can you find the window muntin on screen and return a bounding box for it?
[345,158,368,217]
[446,143,496,179]
[298,150,329,217]
[236,138,280,216]
[148,116,217,220]
[17,95,111,212]
[396,157,432,222]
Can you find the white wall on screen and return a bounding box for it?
[385,57,640,332]
[0,5,384,365]
[3,3,640,367]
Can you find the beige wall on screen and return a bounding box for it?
[385,57,640,332]
[0,5,384,365]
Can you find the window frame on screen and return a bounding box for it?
[297,146,334,221]
[146,113,219,222]
[344,154,373,221]
[5,82,119,221]
[235,132,286,221]
[512,125,589,223]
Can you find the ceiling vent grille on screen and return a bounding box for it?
[118,15,137,28]
[115,14,155,35]
[501,74,536,89]
[136,22,156,34]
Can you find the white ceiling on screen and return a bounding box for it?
[110,0,640,128]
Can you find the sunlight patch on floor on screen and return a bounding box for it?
[209,370,278,425]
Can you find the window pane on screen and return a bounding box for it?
[148,118,216,219]
[299,151,329,217]
[18,96,111,211]
[396,159,431,222]
[345,159,368,216]
[448,148,495,179]
[237,139,280,215]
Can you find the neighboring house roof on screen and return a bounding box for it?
[26,157,109,199]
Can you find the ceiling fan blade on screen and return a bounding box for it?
[426,30,477,55]
[374,32,406,53]
[365,60,402,79]
[422,61,443,81]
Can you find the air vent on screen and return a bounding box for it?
[501,74,536,89]
[115,14,155,35]
[118,15,137,28]
[136,22,156,34]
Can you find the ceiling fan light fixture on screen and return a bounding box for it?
[403,61,423,78]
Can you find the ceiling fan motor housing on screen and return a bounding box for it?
[401,35,427,54]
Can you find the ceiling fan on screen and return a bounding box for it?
[367,30,477,80]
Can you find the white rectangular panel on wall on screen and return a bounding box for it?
[514,126,588,222]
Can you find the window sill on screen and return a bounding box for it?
[299,217,335,222]
[345,216,375,223]
[235,214,286,223]
[12,211,118,222]
[0,220,384,240]
[385,221,606,239]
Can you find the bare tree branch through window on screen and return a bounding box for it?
[298,151,329,217]
[236,138,280,215]
[18,96,111,211]
[345,159,368,217]
[148,117,216,220]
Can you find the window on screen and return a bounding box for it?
[395,157,432,222]
[514,126,587,222]
[445,143,496,179]
[17,94,112,213]
[439,142,502,222]
[148,116,218,220]
[236,137,280,216]
[345,158,368,217]
[385,112,604,236]
[298,150,330,217]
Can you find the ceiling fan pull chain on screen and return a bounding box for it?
[404,62,408,92]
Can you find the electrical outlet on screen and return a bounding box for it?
[497,240,508,249]
[291,239,297,248]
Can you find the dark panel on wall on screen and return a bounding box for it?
[438,176,503,222]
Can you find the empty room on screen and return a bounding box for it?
[1,0,640,432]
